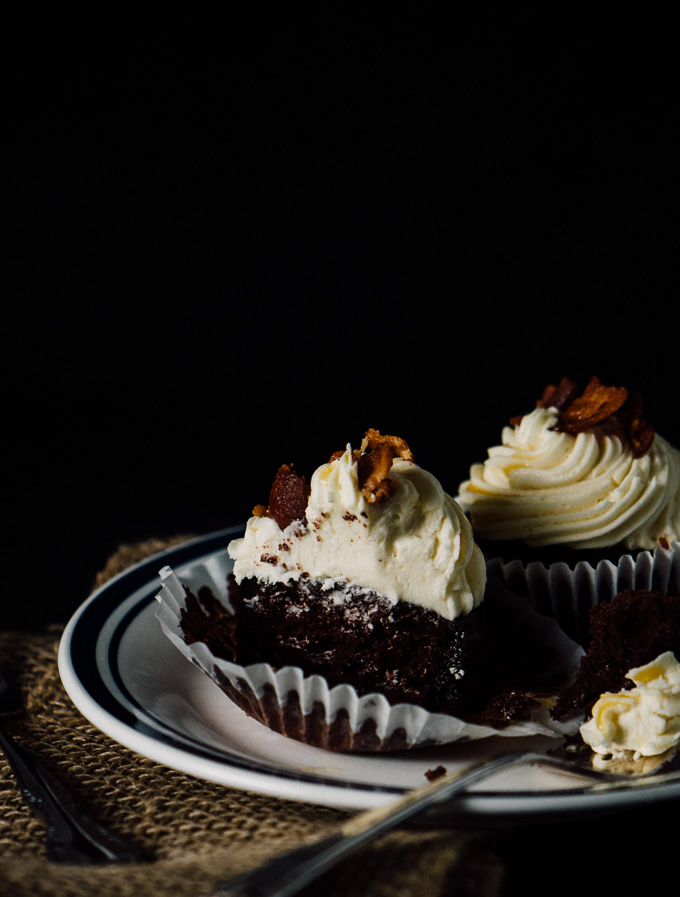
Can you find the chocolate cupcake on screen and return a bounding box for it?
[552,588,680,719]
[456,377,680,645]
[551,589,680,758]
[155,430,578,750]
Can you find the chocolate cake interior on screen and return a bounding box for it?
[552,589,680,719]
[179,571,570,726]
[182,574,493,716]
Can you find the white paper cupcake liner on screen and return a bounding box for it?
[153,550,583,752]
[486,540,680,645]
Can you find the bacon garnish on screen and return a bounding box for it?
[355,429,413,503]
[510,376,580,427]
[266,463,309,530]
[551,375,629,434]
[512,375,655,456]
[620,391,655,458]
[537,377,579,412]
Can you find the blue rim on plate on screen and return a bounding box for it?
[58,528,680,817]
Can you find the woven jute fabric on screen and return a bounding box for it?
[0,537,506,897]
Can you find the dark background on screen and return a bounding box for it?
[4,7,678,631]
[3,11,680,897]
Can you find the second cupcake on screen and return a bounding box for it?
[456,376,680,644]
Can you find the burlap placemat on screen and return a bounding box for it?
[0,537,507,897]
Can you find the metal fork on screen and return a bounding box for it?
[0,666,149,863]
[209,740,680,897]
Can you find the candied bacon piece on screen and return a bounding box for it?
[552,375,629,434]
[328,429,414,502]
[355,430,413,503]
[537,377,579,412]
[357,443,396,502]
[360,428,414,462]
[510,377,578,426]
[267,464,309,530]
[512,376,655,455]
[622,391,655,457]
[631,421,655,457]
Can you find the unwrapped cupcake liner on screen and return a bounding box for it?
[154,550,583,752]
[486,540,680,646]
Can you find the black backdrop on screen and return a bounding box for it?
[4,7,678,630]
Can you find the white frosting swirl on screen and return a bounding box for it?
[228,445,486,620]
[456,406,680,550]
[580,651,680,757]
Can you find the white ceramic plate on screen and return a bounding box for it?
[58,528,680,819]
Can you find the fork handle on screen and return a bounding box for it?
[210,752,527,897]
[0,725,147,863]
